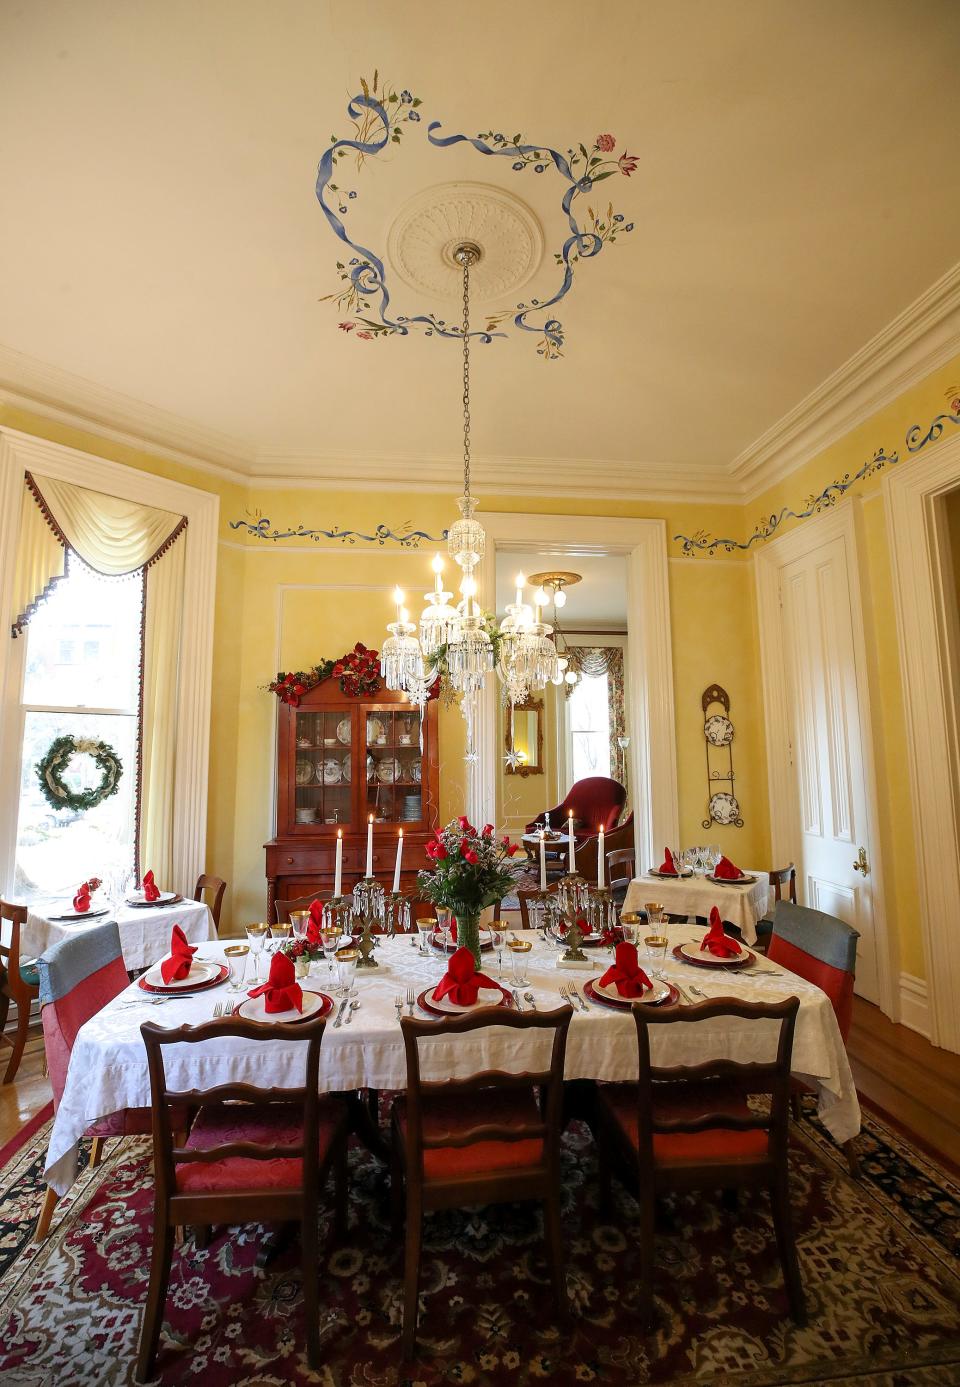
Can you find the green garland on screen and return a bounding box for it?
[36,735,123,813]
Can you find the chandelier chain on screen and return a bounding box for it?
[462,253,471,500]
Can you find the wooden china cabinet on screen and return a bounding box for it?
[265,682,439,918]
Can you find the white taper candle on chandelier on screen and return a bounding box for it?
[393,830,403,893]
[598,825,605,888]
[334,829,343,898]
[366,814,374,878]
[568,812,575,871]
[539,829,547,892]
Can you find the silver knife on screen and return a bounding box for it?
[511,989,524,1011]
[333,998,348,1028]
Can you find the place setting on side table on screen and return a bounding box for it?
[622,844,773,943]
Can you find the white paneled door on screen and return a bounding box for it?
[775,529,880,1002]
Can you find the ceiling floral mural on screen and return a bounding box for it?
[315,72,637,360]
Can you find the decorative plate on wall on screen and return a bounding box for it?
[701,685,743,829]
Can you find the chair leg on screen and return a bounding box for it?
[2,998,31,1085]
[790,1092,803,1123]
[542,1194,567,1318]
[302,1207,321,1370]
[390,1140,404,1238]
[400,1189,423,1360]
[598,1145,613,1217]
[34,1185,59,1242]
[770,1176,806,1326]
[88,1136,107,1169]
[843,1138,861,1179]
[332,1137,348,1241]
[0,988,9,1037]
[638,1186,656,1330]
[136,1217,176,1384]
[194,1225,211,1251]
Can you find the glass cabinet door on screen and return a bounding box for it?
[293,708,354,829]
[364,705,424,827]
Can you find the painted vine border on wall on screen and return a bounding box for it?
[315,73,637,360]
[674,398,960,557]
[229,512,446,547]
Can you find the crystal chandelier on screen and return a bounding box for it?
[527,571,583,688]
[380,242,559,759]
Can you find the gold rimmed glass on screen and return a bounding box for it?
[224,943,249,992]
[245,923,269,982]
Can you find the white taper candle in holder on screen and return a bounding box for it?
[598,825,605,888]
[393,829,403,892]
[366,814,374,877]
[568,812,575,872]
[334,828,343,898]
[539,829,547,892]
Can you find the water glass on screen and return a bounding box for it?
[290,910,310,942]
[417,921,435,955]
[335,948,358,996]
[620,912,640,946]
[644,933,669,964]
[224,944,249,992]
[508,937,532,986]
[271,921,292,954]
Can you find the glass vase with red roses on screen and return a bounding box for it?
[418,816,520,967]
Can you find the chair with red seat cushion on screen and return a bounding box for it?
[597,995,805,1329]
[33,921,186,1242]
[391,1004,573,1357]
[525,776,627,841]
[137,1013,348,1380]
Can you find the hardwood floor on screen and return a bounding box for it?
[2,998,959,1174]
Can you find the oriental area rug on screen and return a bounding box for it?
[0,1099,958,1386]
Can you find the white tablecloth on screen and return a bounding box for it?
[44,929,860,1194]
[624,871,772,944]
[24,898,215,973]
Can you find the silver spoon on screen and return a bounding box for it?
[523,991,538,1011]
[345,997,360,1024]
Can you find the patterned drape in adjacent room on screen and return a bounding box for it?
[565,644,628,790]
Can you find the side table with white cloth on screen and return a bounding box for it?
[23,898,215,974]
[44,929,860,1197]
[623,871,772,945]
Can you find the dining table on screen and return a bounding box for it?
[23,896,215,974]
[43,927,860,1197]
[623,869,772,944]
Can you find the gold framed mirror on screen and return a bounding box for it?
[505,698,544,776]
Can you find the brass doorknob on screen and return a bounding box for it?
[853,847,869,876]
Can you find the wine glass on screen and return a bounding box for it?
[491,924,505,979]
[245,923,268,982]
[290,910,310,943]
[271,921,292,954]
[321,928,340,983]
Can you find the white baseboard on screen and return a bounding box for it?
[898,972,931,1038]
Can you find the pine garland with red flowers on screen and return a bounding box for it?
[267,642,383,705]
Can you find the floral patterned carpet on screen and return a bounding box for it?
[0,1097,959,1386]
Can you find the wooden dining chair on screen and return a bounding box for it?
[193,873,227,934]
[597,994,805,1328]
[0,899,40,1085]
[606,847,636,905]
[136,1013,348,1382]
[33,920,188,1241]
[517,881,559,929]
[274,893,321,924]
[391,1004,573,1357]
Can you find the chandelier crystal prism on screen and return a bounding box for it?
[380,242,560,756]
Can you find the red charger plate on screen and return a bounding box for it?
[582,977,679,1010]
[672,943,756,970]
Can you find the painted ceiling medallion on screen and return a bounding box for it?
[315,73,636,359]
[386,183,544,303]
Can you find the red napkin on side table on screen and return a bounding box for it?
[658,848,678,876]
[700,907,743,958]
[714,855,744,880]
[247,950,303,1013]
[599,942,652,997]
[433,946,498,1006]
[160,924,198,984]
[142,869,161,902]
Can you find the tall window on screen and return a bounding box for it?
[567,672,611,781]
[14,553,142,902]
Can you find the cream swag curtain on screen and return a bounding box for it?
[11,471,187,887]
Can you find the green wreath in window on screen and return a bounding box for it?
[36,735,123,813]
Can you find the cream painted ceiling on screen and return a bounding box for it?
[2,0,960,497]
[494,552,628,625]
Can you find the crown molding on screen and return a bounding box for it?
[734,261,960,502]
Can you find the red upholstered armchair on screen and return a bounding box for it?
[526,777,627,842]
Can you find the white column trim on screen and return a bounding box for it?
[473,511,679,869]
[898,973,931,1039]
[0,426,219,898]
[884,430,960,1052]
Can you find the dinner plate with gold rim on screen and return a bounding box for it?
[675,941,756,969]
[417,984,511,1016]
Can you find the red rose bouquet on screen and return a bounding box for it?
[418,817,520,966]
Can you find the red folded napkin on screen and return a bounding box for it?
[247,949,303,1013]
[160,924,198,984]
[142,869,161,902]
[433,946,498,1006]
[73,883,91,913]
[700,907,742,957]
[306,899,324,947]
[598,941,652,998]
[714,855,744,880]
[658,847,678,876]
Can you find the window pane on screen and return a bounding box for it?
[569,673,611,781]
[22,555,143,710]
[15,711,138,902]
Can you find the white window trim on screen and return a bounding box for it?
[0,427,219,897]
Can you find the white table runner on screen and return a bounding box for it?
[24,898,214,973]
[44,929,860,1195]
[623,871,772,943]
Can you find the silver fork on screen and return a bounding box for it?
[395,994,404,1021]
[569,983,588,1011]
[406,985,415,1017]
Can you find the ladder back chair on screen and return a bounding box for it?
[193,874,227,934]
[136,1013,348,1381]
[391,1004,573,1357]
[0,899,39,1085]
[597,995,805,1328]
